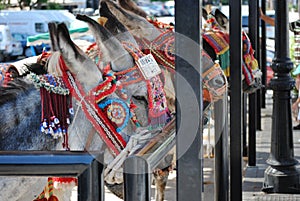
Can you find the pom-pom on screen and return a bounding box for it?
[33,198,47,201]
[54,118,60,124]
[69,108,74,115]
[48,195,59,201]
[42,121,48,128]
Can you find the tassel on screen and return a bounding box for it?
[34,198,47,201]
[47,177,59,201]
[33,190,47,201]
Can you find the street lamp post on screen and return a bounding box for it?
[262,0,300,193]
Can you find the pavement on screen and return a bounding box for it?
[242,90,300,200]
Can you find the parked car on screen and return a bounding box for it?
[9,40,23,60]
[11,33,50,57]
[0,25,22,62]
[163,1,175,16]
[138,2,171,17]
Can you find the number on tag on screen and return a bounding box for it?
[136,54,161,80]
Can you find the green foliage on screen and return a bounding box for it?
[290,35,295,65]
[47,2,63,9]
[151,0,170,2]
[220,0,228,5]
[0,3,7,10]
[289,2,298,12]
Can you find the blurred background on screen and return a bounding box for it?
[0,0,299,64]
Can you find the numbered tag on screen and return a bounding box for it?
[136,54,161,80]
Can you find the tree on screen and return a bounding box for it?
[15,0,47,10]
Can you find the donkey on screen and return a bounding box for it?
[99,0,228,110]
[0,14,173,200]
[202,8,262,94]
[109,0,262,94]
[74,14,175,201]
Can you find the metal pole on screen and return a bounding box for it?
[175,0,203,200]
[243,94,248,157]
[248,0,259,166]
[214,93,229,201]
[262,0,300,193]
[123,156,151,201]
[229,0,243,200]
[78,157,103,201]
[261,0,267,108]
[248,92,257,166]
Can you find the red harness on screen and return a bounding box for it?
[59,57,126,156]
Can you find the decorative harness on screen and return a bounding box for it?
[136,19,227,103]
[204,14,261,93]
[0,63,21,86]
[54,41,169,156]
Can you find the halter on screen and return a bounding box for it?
[203,15,230,76]
[120,41,170,128]
[204,14,261,93]
[59,57,126,156]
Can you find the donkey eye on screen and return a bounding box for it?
[209,77,225,88]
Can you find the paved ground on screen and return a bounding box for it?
[242,90,300,200]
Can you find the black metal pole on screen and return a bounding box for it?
[175,0,203,200]
[262,0,300,193]
[243,94,248,157]
[229,0,243,200]
[248,92,257,166]
[248,0,259,166]
[260,0,267,109]
[123,156,151,201]
[214,93,229,201]
[78,157,103,201]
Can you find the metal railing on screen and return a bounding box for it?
[123,118,176,201]
[0,151,104,201]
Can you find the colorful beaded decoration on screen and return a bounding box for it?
[122,41,170,129]
[98,98,130,133]
[30,72,72,150]
[59,57,126,156]
[0,63,10,86]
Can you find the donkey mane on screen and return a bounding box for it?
[0,78,35,105]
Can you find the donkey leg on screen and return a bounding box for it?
[153,168,170,201]
[153,152,174,201]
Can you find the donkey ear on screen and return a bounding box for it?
[56,22,103,92]
[202,7,208,20]
[118,0,148,18]
[76,14,134,72]
[99,0,160,41]
[211,8,229,30]
[48,22,59,52]
[99,0,138,46]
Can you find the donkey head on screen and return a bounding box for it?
[209,8,230,31]
[49,22,103,93]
